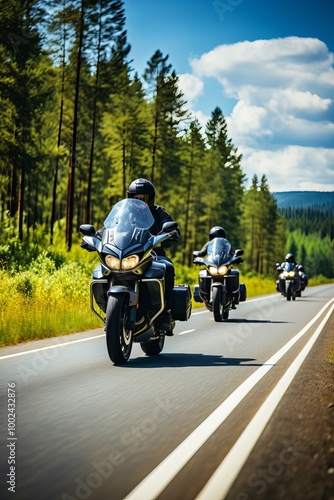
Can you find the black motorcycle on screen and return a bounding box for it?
[275,262,302,300]
[193,238,246,322]
[80,198,191,364]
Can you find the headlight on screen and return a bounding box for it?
[283,270,295,277]
[122,255,139,270]
[208,265,228,275]
[105,255,120,269]
[218,265,228,275]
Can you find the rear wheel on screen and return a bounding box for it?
[140,335,165,356]
[105,294,133,364]
[212,287,223,322]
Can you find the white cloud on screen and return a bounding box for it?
[240,146,334,192]
[177,73,204,106]
[184,36,334,191]
[190,37,334,97]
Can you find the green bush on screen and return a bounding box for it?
[1,244,333,347]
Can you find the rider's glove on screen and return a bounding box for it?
[168,229,179,243]
[161,229,179,248]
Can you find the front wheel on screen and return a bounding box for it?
[212,286,223,322]
[140,335,165,356]
[105,294,133,364]
[286,281,292,301]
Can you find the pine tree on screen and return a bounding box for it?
[143,50,188,195]
[204,107,245,246]
[85,0,126,222]
[0,0,47,240]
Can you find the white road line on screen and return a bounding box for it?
[0,334,105,360]
[124,298,334,500]
[178,329,195,335]
[0,295,276,360]
[192,310,210,315]
[197,301,334,499]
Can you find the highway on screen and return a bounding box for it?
[0,284,333,500]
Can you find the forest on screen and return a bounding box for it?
[0,0,333,280]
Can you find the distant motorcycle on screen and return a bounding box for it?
[275,262,302,301]
[192,237,246,321]
[80,198,192,364]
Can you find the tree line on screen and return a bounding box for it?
[0,0,332,278]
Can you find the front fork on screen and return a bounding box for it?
[107,278,166,335]
[212,281,227,306]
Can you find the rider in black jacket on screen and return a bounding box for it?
[127,178,180,334]
[195,226,235,257]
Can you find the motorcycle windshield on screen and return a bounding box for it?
[285,262,297,272]
[104,198,154,230]
[206,238,232,265]
[103,199,155,249]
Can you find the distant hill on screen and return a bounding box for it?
[272,191,334,210]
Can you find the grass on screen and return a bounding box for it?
[0,249,333,347]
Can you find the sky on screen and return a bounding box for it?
[122,0,334,193]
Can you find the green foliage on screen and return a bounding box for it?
[1,248,332,346]
[285,230,334,278]
[280,206,334,239]
[240,175,286,277]
[0,248,99,346]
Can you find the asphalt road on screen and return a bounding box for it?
[0,284,333,500]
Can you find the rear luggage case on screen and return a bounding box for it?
[172,284,192,321]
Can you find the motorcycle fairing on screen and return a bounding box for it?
[206,238,232,266]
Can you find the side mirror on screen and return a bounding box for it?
[80,224,96,236]
[160,221,178,233]
[234,249,244,257]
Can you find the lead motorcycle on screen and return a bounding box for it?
[80,198,192,364]
[192,238,246,322]
[275,262,302,301]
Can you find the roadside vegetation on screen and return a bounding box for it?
[0,244,332,347]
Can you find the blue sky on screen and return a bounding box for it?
[123,0,334,192]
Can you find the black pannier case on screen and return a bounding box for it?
[172,284,192,321]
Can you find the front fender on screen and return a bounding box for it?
[108,285,138,307]
[212,281,226,291]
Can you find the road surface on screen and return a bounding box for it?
[0,284,333,499]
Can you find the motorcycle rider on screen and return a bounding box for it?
[276,253,308,292]
[194,226,239,308]
[127,178,180,335]
[194,226,235,258]
[282,253,297,267]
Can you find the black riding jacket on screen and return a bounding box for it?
[149,205,180,256]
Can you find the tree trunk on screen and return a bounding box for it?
[51,21,66,245]
[67,0,85,251]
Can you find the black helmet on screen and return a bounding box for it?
[127,178,155,206]
[209,226,226,240]
[285,253,295,263]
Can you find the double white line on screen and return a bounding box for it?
[125,298,334,500]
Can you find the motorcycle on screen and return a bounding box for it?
[80,198,192,364]
[192,237,246,322]
[275,262,302,300]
